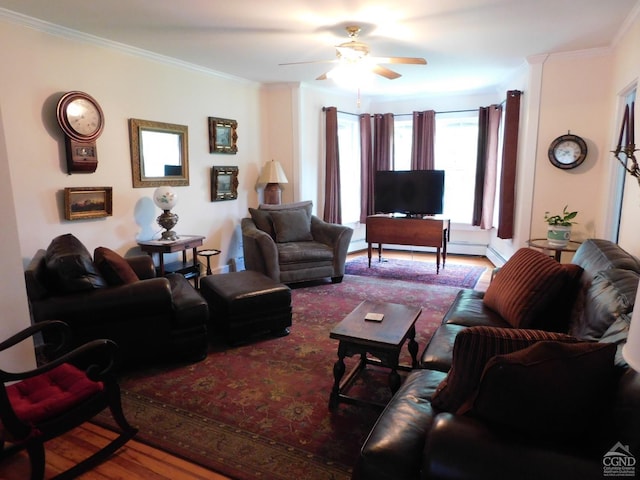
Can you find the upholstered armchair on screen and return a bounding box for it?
[24,234,209,367]
[241,201,353,284]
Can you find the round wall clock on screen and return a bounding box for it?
[56,91,104,173]
[547,133,587,170]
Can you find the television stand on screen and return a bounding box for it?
[365,214,450,273]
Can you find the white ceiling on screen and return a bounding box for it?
[1,0,638,97]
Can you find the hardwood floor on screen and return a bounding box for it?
[0,422,229,480]
[1,252,493,479]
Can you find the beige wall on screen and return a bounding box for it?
[611,12,640,258]
[0,19,263,264]
[0,103,36,369]
[259,84,296,205]
[532,51,614,242]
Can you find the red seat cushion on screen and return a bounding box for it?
[7,363,104,425]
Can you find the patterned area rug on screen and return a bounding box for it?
[98,275,462,480]
[345,256,486,288]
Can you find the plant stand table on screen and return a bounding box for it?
[329,300,422,410]
[527,238,582,262]
[197,249,221,275]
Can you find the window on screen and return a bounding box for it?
[434,112,479,223]
[337,113,361,224]
[336,111,480,225]
[393,119,413,170]
[393,112,479,223]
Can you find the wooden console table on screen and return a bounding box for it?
[366,215,450,273]
[137,235,204,286]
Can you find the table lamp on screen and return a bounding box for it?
[622,286,640,371]
[153,186,179,241]
[259,159,288,204]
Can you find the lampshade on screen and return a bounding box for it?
[153,186,178,210]
[259,160,288,184]
[622,286,640,371]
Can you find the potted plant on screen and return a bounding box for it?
[544,205,578,247]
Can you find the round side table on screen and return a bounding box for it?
[197,249,221,276]
[527,238,581,262]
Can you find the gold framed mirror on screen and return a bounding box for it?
[129,118,189,188]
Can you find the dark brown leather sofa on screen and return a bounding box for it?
[354,239,640,480]
[24,234,209,367]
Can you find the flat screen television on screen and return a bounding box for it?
[374,170,445,216]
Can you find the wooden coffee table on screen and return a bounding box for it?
[329,300,422,410]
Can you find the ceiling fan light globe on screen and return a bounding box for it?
[326,63,374,88]
[336,46,369,62]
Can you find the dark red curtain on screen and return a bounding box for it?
[411,110,436,170]
[373,113,394,170]
[369,113,394,222]
[497,90,522,239]
[323,106,341,224]
[473,105,502,228]
[359,113,374,224]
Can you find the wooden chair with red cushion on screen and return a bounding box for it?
[0,320,137,480]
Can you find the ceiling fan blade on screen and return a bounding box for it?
[370,56,427,65]
[372,65,401,80]
[279,59,337,66]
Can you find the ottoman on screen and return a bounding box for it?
[199,270,292,344]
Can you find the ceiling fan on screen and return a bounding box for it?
[280,25,427,81]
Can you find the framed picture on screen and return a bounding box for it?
[211,166,239,201]
[129,118,189,188]
[64,187,113,220]
[208,117,238,154]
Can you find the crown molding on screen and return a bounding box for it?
[0,7,256,86]
[612,1,640,48]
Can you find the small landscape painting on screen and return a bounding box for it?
[64,187,113,220]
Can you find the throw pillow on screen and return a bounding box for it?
[248,207,274,238]
[94,247,139,286]
[462,341,617,439]
[259,200,313,219]
[44,233,106,293]
[483,248,570,329]
[269,209,314,243]
[529,263,584,332]
[430,326,577,413]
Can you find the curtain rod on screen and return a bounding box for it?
[322,107,481,116]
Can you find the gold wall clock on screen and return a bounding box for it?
[56,91,104,173]
[548,133,587,170]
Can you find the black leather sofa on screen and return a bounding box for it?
[24,234,209,367]
[353,239,640,480]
